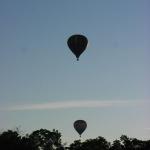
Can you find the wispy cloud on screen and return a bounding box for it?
[0,100,149,111]
[144,128,150,131]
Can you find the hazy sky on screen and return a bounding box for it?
[0,0,150,144]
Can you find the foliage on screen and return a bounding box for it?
[29,129,62,150]
[0,129,62,150]
[0,129,150,150]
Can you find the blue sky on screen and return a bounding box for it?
[0,0,150,144]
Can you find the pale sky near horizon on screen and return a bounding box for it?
[0,0,150,144]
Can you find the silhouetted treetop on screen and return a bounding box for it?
[0,129,150,150]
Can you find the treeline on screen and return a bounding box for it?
[0,128,150,150]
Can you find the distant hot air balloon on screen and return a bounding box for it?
[67,34,88,61]
[74,120,87,137]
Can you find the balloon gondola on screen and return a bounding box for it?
[67,34,88,61]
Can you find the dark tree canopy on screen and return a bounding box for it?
[0,129,62,150]
[0,129,150,150]
[29,129,62,150]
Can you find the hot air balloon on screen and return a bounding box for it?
[74,120,87,137]
[67,34,88,61]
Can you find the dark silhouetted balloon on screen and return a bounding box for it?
[74,120,87,137]
[67,34,88,61]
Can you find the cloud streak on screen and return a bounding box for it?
[0,100,149,111]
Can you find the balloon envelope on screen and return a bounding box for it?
[67,34,88,60]
[74,120,87,137]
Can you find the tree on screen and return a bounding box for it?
[110,140,123,150]
[82,136,110,150]
[0,128,62,150]
[69,136,110,150]
[29,129,62,150]
[0,129,37,150]
[120,135,134,150]
[119,135,149,150]
[69,140,82,150]
[0,129,150,150]
[0,130,21,150]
